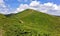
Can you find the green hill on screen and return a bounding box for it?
[0,9,60,36]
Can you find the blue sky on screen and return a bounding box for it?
[38,0,60,5]
[4,0,60,8]
[0,0,60,16]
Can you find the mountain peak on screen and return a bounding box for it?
[0,8,60,36]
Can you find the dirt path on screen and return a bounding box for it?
[0,29,3,36]
[0,28,5,36]
[20,11,33,18]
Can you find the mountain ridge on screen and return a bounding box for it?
[0,9,60,36]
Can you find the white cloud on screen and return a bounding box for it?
[29,1,60,16]
[30,1,40,7]
[14,4,29,13]
[44,2,53,6]
[15,1,40,12]
[0,0,6,7]
[39,2,60,15]
[0,0,4,3]
[0,0,11,14]
[43,2,60,10]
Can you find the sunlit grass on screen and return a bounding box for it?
[0,9,60,36]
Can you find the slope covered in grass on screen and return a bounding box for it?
[0,9,60,36]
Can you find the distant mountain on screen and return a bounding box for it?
[0,9,60,36]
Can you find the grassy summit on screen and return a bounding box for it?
[0,9,60,36]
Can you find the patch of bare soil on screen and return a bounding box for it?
[0,28,5,36]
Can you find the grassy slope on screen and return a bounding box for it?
[0,9,60,36]
[0,14,6,36]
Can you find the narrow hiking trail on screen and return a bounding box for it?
[0,29,5,36]
[0,27,5,36]
[0,29,2,36]
[20,10,34,18]
[16,10,34,23]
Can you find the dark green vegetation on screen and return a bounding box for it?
[0,9,60,36]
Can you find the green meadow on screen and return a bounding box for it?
[0,9,60,36]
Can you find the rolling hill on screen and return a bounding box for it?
[0,9,60,36]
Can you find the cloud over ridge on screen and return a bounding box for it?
[15,0,60,16]
[0,0,60,16]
